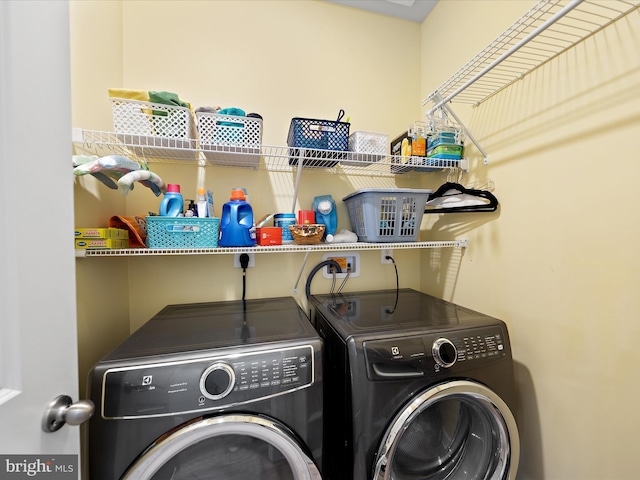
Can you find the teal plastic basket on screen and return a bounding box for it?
[146,217,220,249]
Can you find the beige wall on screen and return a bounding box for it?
[70,1,424,390]
[420,2,640,479]
[70,0,132,399]
[71,0,640,478]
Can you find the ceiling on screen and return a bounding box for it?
[323,0,438,23]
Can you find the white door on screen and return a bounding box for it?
[0,1,84,476]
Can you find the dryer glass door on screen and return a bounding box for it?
[122,414,321,480]
[373,380,519,480]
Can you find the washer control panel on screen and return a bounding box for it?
[363,325,507,380]
[454,329,505,363]
[101,345,314,419]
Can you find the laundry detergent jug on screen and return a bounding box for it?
[219,189,256,247]
[313,195,337,242]
[159,184,184,217]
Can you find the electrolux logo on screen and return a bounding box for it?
[0,455,77,479]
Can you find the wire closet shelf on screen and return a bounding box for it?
[424,0,640,111]
[73,129,463,176]
[75,240,469,258]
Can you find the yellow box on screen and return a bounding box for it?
[75,238,129,249]
[74,227,129,239]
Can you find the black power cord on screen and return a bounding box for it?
[305,260,342,299]
[385,255,399,314]
[239,253,250,305]
[239,253,251,342]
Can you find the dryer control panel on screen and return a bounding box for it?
[100,345,314,419]
[363,325,508,381]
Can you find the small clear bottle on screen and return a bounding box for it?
[196,188,208,218]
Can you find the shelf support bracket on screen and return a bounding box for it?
[291,148,306,213]
[429,94,489,165]
[292,248,312,295]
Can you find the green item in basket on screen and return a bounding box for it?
[148,91,191,116]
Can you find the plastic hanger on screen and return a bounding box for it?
[424,182,498,214]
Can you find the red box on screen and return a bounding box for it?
[256,227,282,246]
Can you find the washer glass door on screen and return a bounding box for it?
[122,414,321,480]
[373,380,519,480]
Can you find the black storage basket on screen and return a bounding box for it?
[287,115,350,168]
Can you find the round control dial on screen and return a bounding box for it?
[432,338,457,368]
[199,363,235,400]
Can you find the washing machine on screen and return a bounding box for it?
[87,296,322,480]
[309,288,520,480]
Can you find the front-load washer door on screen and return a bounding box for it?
[122,414,321,480]
[373,380,519,480]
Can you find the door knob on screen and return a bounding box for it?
[42,395,95,433]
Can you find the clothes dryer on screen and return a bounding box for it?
[310,288,519,480]
[87,297,322,480]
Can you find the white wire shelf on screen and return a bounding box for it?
[424,0,639,111]
[75,240,468,258]
[72,129,464,176]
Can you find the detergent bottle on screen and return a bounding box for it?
[313,195,338,242]
[219,189,256,247]
[159,184,184,217]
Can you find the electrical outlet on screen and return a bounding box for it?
[322,252,360,278]
[381,248,394,264]
[234,252,255,268]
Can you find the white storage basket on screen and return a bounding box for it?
[196,112,262,148]
[111,98,194,140]
[196,112,263,168]
[343,131,388,166]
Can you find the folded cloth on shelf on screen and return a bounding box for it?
[108,89,192,119]
[107,88,150,102]
[195,106,221,114]
[218,107,245,117]
[326,229,358,243]
[217,107,246,127]
[148,91,191,110]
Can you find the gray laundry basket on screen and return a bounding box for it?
[342,188,431,242]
